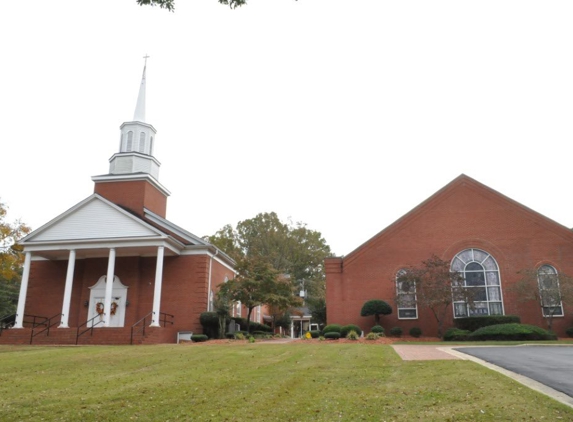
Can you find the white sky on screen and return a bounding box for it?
[1,1,573,256]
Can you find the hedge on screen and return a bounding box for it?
[468,323,557,341]
[191,334,209,342]
[454,315,520,332]
[230,317,272,333]
[324,332,341,340]
[409,327,422,338]
[389,327,403,337]
[323,324,342,334]
[371,325,385,334]
[443,328,471,342]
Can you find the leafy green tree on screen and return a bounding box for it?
[136,0,247,11]
[360,299,392,325]
[397,255,470,338]
[207,212,332,304]
[0,200,30,316]
[217,257,280,333]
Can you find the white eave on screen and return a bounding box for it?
[91,172,170,197]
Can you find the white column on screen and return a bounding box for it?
[103,248,116,327]
[13,252,32,329]
[150,246,164,327]
[59,250,76,328]
[290,321,294,339]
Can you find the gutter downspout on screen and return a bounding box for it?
[207,249,218,311]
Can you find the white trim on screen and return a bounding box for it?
[91,173,170,197]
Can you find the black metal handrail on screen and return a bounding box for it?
[30,313,62,344]
[0,313,16,336]
[130,311,174,345]
[75,314,106,345]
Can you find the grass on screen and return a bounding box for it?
[0,343,572,421]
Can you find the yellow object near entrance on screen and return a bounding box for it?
[305,332,312,339]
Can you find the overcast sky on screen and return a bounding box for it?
[2,1,573,256]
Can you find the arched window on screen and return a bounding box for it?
[537,265,564,317]
[396,269,417,319]
[451,248,504,318]
[139,132,146,153]
[127,131,133,150]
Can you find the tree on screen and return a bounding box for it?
[396,255,471,338]
[0,200,30,316]
[207,212,332,305]
[136,0,248,11]
[360,299,392,325]
[511,267,573,332]
[217,257,288,333]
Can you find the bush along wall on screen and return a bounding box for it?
[341,324,362,338]
[322,324,342,335]
[199,312,220,339]
[468,323,557,341]
[454,315,520,332]
[230,317,272,333]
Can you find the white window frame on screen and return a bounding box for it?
[537,265,564,318]
[396,269,418,320]
[451,248,505,319]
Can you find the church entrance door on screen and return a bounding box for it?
[88,276,128,327]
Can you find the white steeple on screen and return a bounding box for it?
[103,57,161,180]
[133,56,147,122]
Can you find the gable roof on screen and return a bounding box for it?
[342,174,573,265]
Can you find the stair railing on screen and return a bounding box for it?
[75,314,106,345]
[130,311,174,344]
[30,313,62,344]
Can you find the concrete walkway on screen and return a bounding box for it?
[391,344,461,360]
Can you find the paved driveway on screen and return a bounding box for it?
[456,346,573,398]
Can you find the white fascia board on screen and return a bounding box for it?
[180,246,236,273]
[23,236,183,255]
[144,208,208,246]
[91,173,171,197]
[20,194,171,244]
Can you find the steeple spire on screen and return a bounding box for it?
[133,55,149,122]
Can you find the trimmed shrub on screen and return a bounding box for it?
[199,312,219,338]
[360,299,392,324]
[468,323,557,341]
[323,324,342,335]
[566,327,573,338]
[230,317,273,333]
[366,332,379,341]
[390,327,403,337]
[235,333,245,340]
[191,334,208,342]
[443,328,471,341]
[347,330,360,340]
[341,324,362,338]
[319,336,325,341]
[324,332,341,340]
[371,325,385,334]
[309,330,321,339]
[409,327,422,338]
[454,315,520,332]
[248,336,255,343]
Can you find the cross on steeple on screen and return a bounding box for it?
[143,54,150,67]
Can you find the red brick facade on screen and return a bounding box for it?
[94,179,167,218]
[325,175,573,337]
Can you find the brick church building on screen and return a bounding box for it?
[1,63,235,345]
[325,175,573,337]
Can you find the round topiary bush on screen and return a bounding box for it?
[309,330,321,339]
[366,332,379,341]
[191,334,209,342]
[566,327,573,338]
[324,332,341,340]
[371,325,385,334]
[409,327,422,338]
[468,323,557,341]
[341,324,362,338]
[323,324,342,335]
[443,328,471,341]
[390,326,403,337]
[360,299,392,325]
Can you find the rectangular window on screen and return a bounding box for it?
[396,275,418,320]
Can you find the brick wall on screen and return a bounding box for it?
[326,176,573,337]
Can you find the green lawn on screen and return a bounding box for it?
[0,342,571,421]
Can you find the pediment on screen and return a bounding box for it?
[22,194,163,243]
